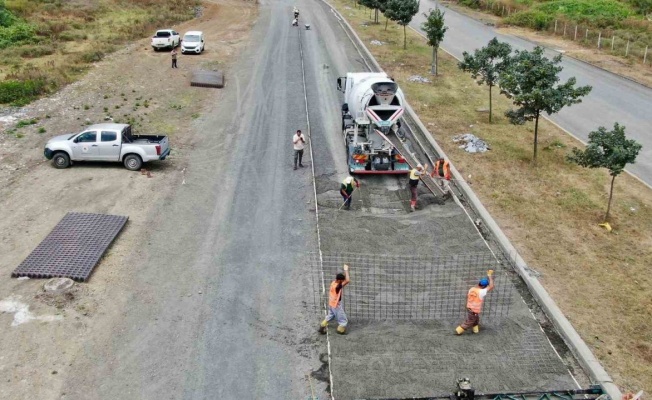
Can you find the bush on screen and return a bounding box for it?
[0,22,36,48]
[629,0,652,15]
[58,30,87,41]
[0,78,48,105]
[1,2,17,27]
[535,0,632,26]
[505,9,555,30]
[506,0,634,29]
[19,44,54,58]
[78,50,104,63]
[460,0,481,8]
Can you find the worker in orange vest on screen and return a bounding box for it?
[431,157,452,199]
[456,269,494,335]
[319,264,351,335]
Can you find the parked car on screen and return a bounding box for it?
[44,123,171,171]
[151,29,180,51]
[181,31,205,54]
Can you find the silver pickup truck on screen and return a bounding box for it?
[44,123,170,171]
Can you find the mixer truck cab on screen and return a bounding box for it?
[337,73,409,174]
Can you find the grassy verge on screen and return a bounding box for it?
[451,0,652,70]
[332,0,651,392]
[0,0,199,106]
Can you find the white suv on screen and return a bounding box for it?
[181,31,205,54]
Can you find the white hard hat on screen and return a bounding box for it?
[416,164,423,169]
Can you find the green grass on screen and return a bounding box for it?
[0,78,47,105]
[506,0,634,28]
[0,0,199,105]
[15,117,37,128]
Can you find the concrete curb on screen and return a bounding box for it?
[323,2,621,399]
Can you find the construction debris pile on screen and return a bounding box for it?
[453,133,490,153]
[370,40,384,46]
[407,75,431,83]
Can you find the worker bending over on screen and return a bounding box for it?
[408,164,427,212]
[319,264,351,335]
[340,176,360,210]
[431,157,452,199]
[456,269,494,335]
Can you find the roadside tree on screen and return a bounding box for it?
[359,0,381,23]
[500,46,592,163]
[385,0,419,49]
[458,37,511,122]
[421,8,448,75]
[567,123,642,222]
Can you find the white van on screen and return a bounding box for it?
[181,31,205,54]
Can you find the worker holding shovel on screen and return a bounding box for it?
[408,164,427,212]
[340,176,359,210]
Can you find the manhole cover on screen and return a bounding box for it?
[12,212,128,282]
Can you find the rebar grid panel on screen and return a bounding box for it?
[12,212,128,282]
[312,252,515,324]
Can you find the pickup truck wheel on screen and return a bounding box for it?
[52,152,70,169]
[123,154,143,171]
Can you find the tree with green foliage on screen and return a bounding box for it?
[377,0,391,30]
[630,0,652,15]
[567,123,642,222]
[359,0,382,23]
[421,8,448,76]
[500,46,591,163]
[385,0,419,49]
[459,38,512,122]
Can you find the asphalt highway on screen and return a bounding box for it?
[411,0,652,187]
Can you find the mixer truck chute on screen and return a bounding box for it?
[337,72,410,174]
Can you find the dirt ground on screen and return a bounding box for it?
[0,1,257,398]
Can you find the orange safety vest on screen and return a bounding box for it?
[432,160,450,179]
[329,281,343,308]
[466,287,484,314]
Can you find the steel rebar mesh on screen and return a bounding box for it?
[310,252,515,324]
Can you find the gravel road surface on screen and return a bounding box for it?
[411,0,652,187]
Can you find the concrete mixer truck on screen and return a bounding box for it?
[336,72,410,174]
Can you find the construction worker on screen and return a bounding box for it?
[293,129,306,170]
[408,164,427,212]
[170,48,178,69]
[319,264,351,335]
[456,269,494,335]
[431,157,452,199]
[340,176,359,210]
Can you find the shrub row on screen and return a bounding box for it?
[0,79,48,106]
[505,0,635,29]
